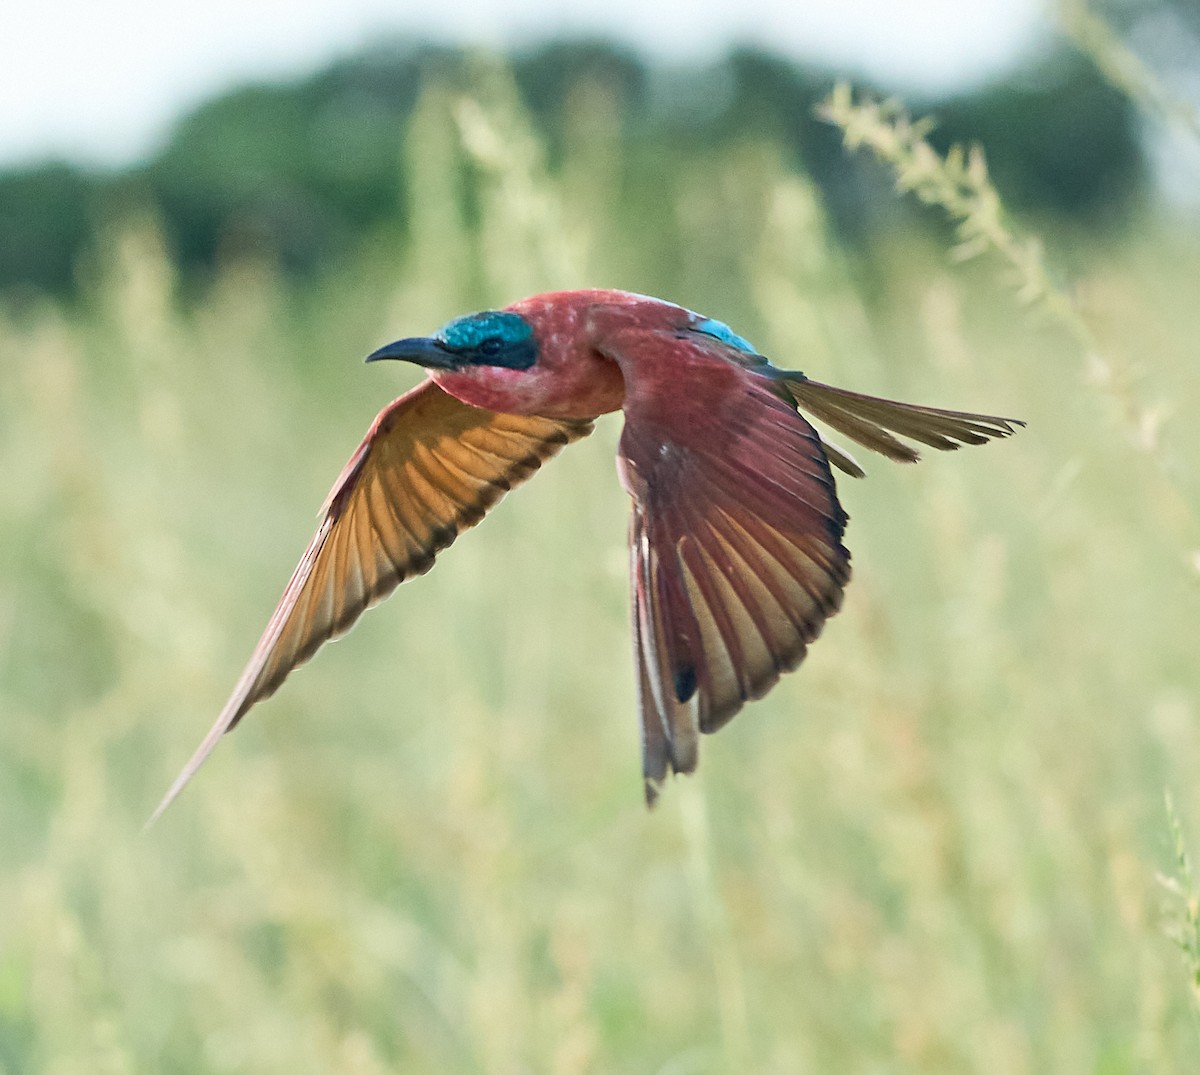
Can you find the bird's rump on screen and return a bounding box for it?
[150,379,592,822]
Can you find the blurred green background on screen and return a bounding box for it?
[3,13,1200,1075]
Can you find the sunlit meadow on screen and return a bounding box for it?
[3,64,1200,1074]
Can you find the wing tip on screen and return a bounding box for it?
[144,705,241,828]
[144,768,191,830]
[143,779,185,831]
[644,775,663,808]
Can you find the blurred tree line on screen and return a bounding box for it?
[0,38,1145,299]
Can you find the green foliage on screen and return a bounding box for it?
[822,83,1200,572]
[929,47,1146,218]
[0,37,1151,299]
[510,38,647,139]
[146,44,464,280]
[0,162,105,296]
[1061,0,1200,144]
[1160,793,1200,1017]
[2,59,1200,1074]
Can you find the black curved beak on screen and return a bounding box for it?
[365,336,459,369]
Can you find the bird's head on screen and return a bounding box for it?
[367,297,629,418]
[366,310,537,373]
[366,309,559,414]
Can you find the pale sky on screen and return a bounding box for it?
[0,0,1048,167]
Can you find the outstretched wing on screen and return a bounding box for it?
[610,333,851,804]
[151,379,592,822]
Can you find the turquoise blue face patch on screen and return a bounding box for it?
[437,311,533,351]
[692,316,759,355]
[433,309,538,370]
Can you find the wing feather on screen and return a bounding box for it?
[610,333,852,802]
[150,379,591,822]
[611,325,1019,802]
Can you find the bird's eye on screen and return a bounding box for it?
[479,336,504,356]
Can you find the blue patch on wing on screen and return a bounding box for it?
[692,316,759,355]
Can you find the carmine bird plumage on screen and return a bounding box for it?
[151,289,1021,821]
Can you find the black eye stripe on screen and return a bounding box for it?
[468,337,537,370]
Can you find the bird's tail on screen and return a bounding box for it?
[781,375,1023,476]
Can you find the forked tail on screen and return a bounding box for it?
[781,375,1023,476]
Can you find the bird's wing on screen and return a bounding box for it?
[150,379,592,822]
[609,335,851,803]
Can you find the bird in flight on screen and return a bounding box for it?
[151,289,1020,821]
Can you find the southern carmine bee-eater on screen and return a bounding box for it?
[151,288,1021,822]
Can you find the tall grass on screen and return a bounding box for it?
[2,60,1200,1074]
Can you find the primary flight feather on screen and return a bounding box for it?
[151,289,1021,821]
